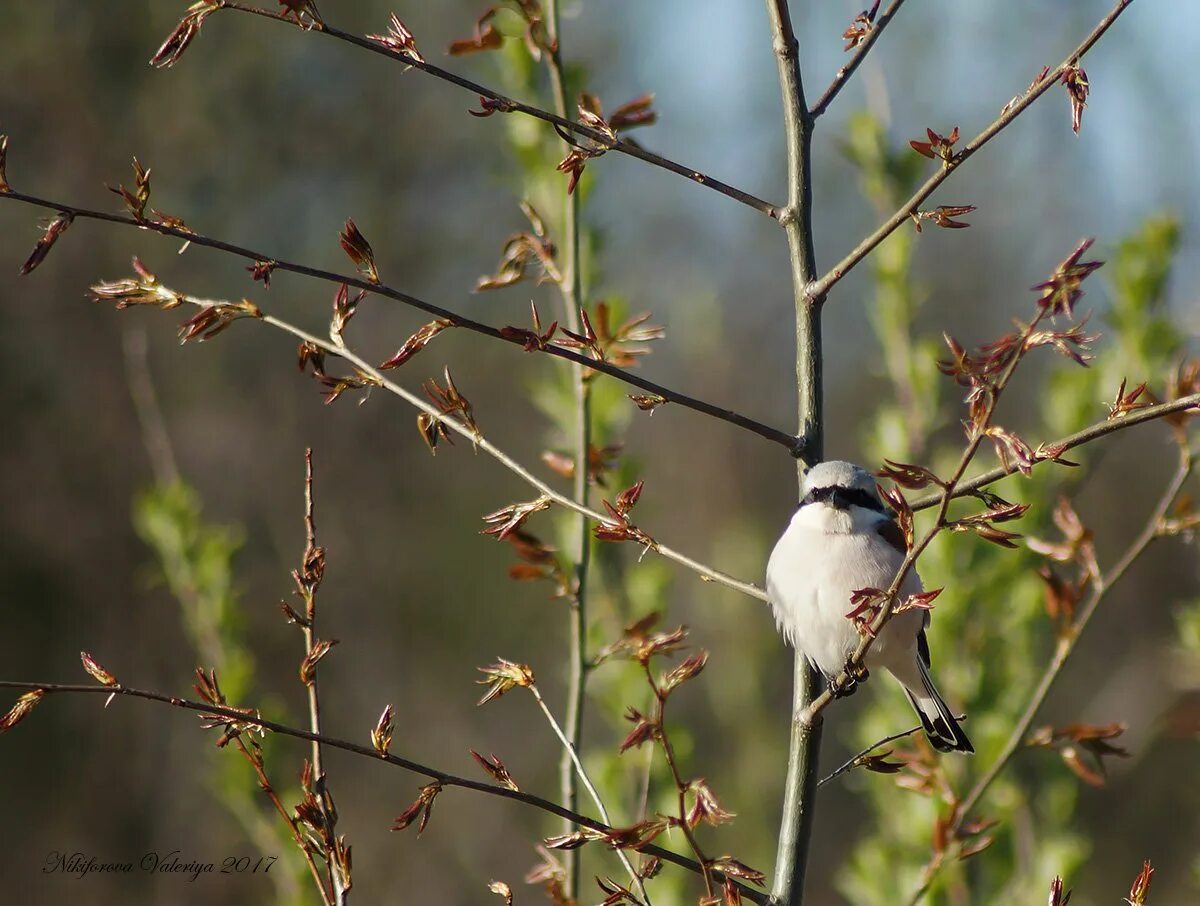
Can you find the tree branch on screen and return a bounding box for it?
[808,0,909,120]
[211,1,779,219]
[909,392,1200,511]
[764,1,824,903]
[805,0,1136,303]
[0,188,799,452]
[0,679,765,905]
[543,3,592,896]
[906,445,1192,906]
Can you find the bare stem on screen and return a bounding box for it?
[0,189,798,451]
[296,450,346,903]
[764,1,824,903]
[529,684,650,904]
[213,1,779,218]
[808,0,910,119]
[0,679,765,904]
[543,4,592,896]
[806,0,1136,302]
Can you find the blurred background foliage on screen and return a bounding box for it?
[1,1,1197,904]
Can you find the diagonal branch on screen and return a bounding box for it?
[0,679,767,905]
[805,0,1135,303]
[0,188,799,452]
[808,0,910,120]
[101,281,768,602]
[909,392,1200,511]
[212,1,778,219]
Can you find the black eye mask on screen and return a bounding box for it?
[799,485,884,513]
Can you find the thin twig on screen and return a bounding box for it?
[817,719,929,788]
[529,685,650,905]
[909,393,1200,511]
[808,0,910,119]
[296,450,346,903]
[232,735,336,906]
[0,679,766,905]
[763,1,824,903]
[121,328,181,486]
[212,1,778,219]
[543,3,592,896]
[805,0,1136,303]
[643,662,715,900]
[0,189,799,452]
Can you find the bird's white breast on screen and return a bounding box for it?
[766,504,924,677]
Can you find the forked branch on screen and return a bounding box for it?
[805,0,1136,303]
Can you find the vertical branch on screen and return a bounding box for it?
[544,2,594,898]
[296,449,348,904]
[302,450,324,783]
[765,2,824,905]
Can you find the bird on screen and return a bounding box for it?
[766,460,973,753]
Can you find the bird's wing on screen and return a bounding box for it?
[874,518,908,556]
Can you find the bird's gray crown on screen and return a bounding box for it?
[800,460,884,512]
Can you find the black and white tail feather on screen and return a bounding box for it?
[904,629,973,753]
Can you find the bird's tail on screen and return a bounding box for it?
[903,659,974,754]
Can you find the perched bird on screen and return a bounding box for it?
[766,460,973,753]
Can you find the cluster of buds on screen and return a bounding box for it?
[476,202,560,291]
[391,781,443,836]
[594,480,656,548]
[449,1,549,59]
[842,1,881,50]
[910,126,961,165]
[379,318,453,370]
[556,93,658,194]
[151,1,222,69]
[294,759,351,892]
[417,368,480,452]
[596,612,688,666]
[366,13,423,63]
[542,442,623,487]
[475,658,535,706]
[1060,65,1090,134]
[192,667,264,748]
[295,341,381,406]
[338,218,380,284]
[910,204,976,232]
[501,530,571,599]
[481,496,552,540]
[1026,721,1129,786]
[470,750,519,791]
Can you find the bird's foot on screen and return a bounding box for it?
[829,659,868,698]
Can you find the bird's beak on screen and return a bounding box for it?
[829,489,849,510]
